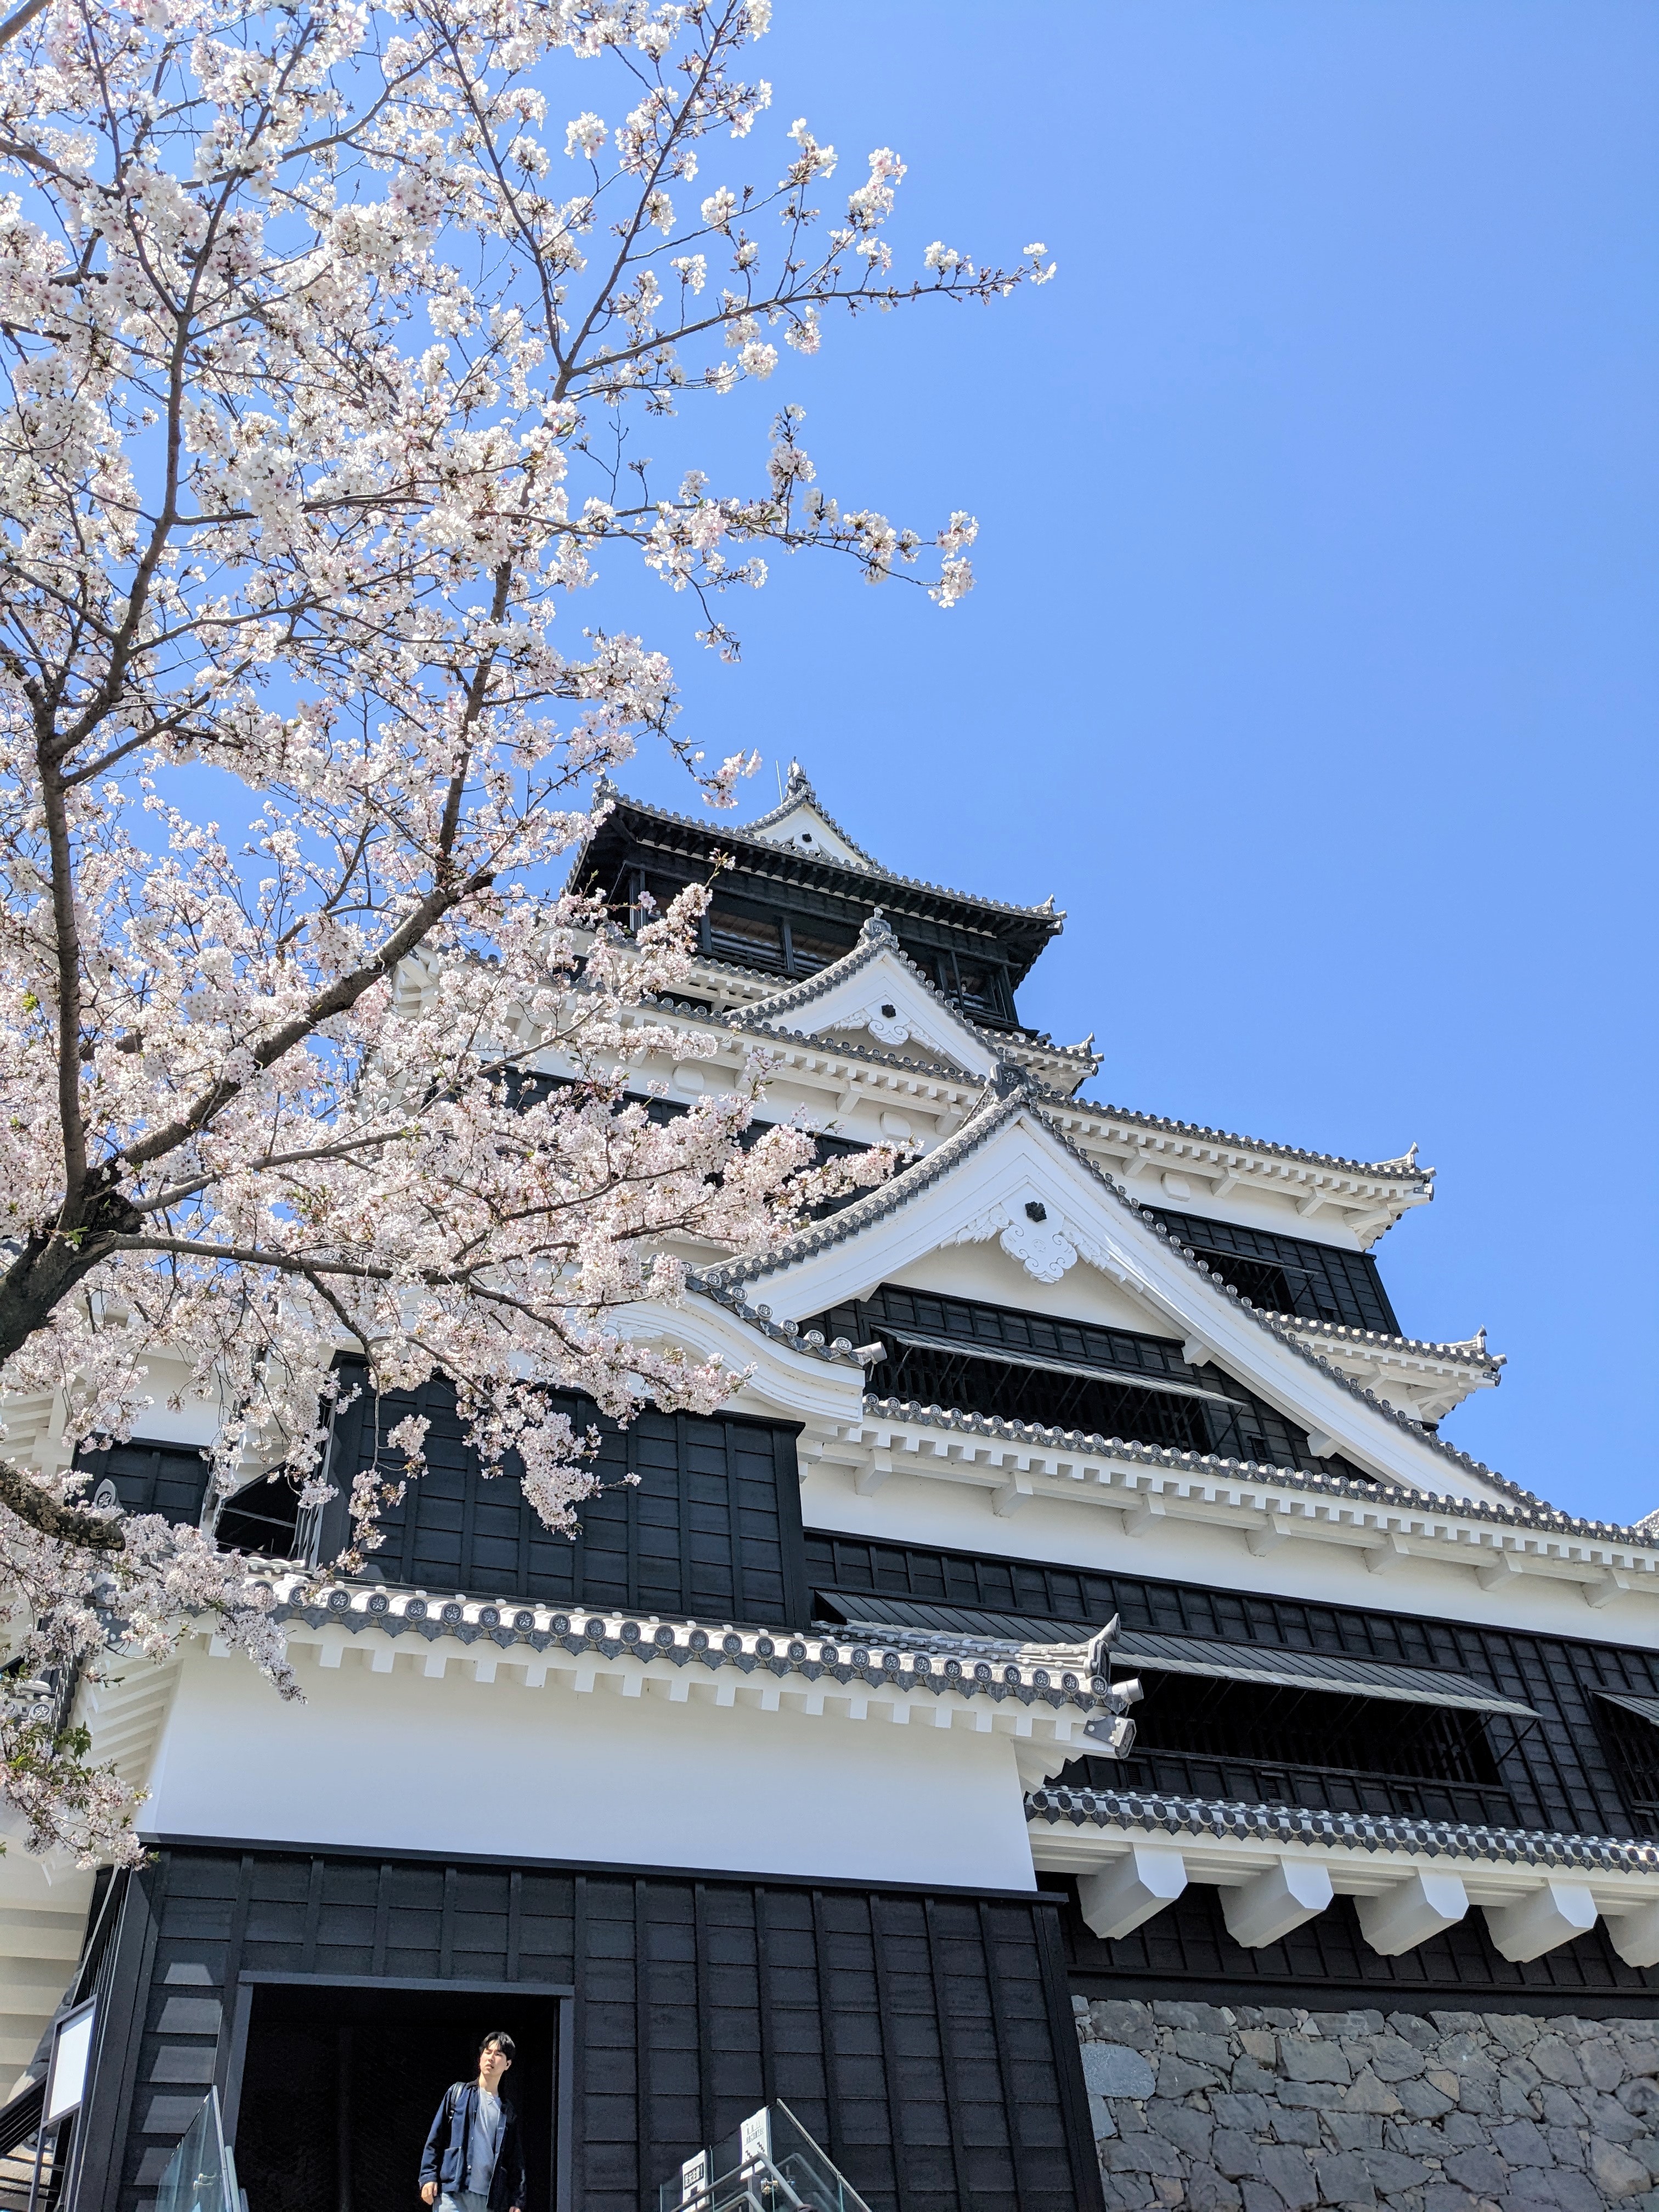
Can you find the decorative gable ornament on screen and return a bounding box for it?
[864,1001,912,1048]
[742,760,883,872]
[944,1194,1084,1285]
[744,909,1001,1081]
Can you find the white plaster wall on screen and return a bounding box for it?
[883,1242,1162,1336]
[141,1644,1038,1891]
[802,1465,1659,1647]
[112,1353,224,1449]
[0,1841,97,2087]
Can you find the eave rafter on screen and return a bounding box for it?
[179,1580,1137,1796]
[660,953,1098,1091]
[1279,1320,1504,1421]
[1046,1110,1433,1246]
[596,998,988,1136]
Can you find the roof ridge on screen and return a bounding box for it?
[699,1080,1575,1519]
[263,1575,1114,1706]
[644,950,1091,1066]
[1276,1316,1502,1366]
[1025,1783,1659,1875]
[740,910,999,1065]
[695,1085,1022,1292]
[740,760,885,871]
[636,984,990,1088]
[589,785,1064,923]
[1029,1103,1545,1510]
[1052,1092,1436,1184]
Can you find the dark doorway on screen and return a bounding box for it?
[233,1983,560,2212]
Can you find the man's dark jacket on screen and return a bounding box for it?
[419,2081,526,2212]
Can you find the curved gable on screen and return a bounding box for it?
[746,913,1002,1080]
[701,1094,1520,1511]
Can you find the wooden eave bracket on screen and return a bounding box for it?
[1035,1814,1659,1969]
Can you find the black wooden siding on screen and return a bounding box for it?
[803,1531,1659,1848]
[74,1387,810,1628]
[319,1374,810,1628]
[74,1439,212,1525]
[79,1849,1101,2212]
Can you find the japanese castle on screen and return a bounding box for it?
[5,766,1659,2212]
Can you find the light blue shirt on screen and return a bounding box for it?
[465,2089,504,2197]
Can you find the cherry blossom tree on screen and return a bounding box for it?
[0,0,1052,1859]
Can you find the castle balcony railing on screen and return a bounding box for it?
[663,2103,872,2212]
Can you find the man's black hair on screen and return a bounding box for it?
[479,2031,516,2061]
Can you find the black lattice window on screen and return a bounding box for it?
[786,923,856,974]
[809,1284,1375,1482]
[1596,1698,1659,1837]
[802,1530,1659,1845]
[704,901,785,970]
[1147,1207,1401,1334]
[1063,1671,1513,1828]
[215,1473,304,1559]
[912,949,1009,1025]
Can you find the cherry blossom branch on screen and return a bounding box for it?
[0,0,1049,1860]
[0,1458,122,1549]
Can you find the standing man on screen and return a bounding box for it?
[420,2032,526,2212]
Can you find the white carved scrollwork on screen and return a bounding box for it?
[941,1199,1082,1284]
[859,1002,912,1047]
[997,1214,1079,1284]
[941,1204,1011,1249]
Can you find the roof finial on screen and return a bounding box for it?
[859,905,897,947]
[786,757,809,792]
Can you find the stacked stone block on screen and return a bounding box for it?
[1075,1997,1659,2212]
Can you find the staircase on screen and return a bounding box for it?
[0,2082,48,2212]
[661,2104,873,2212]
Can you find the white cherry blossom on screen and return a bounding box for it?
[0,0,1049,1861]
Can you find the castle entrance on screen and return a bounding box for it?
[232,1982,561,2212]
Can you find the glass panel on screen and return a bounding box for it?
[155,2090,242,2212]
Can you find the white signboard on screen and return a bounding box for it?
[45,2000,96,2124]
[679,2149,710,2205]
[739,2109,772,2166]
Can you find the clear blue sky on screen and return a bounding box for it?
[610,2,1659,1523]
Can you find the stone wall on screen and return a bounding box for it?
[1075,1997,1659,2212]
